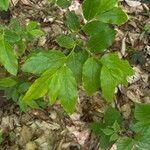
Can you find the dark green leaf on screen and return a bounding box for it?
[4,30,21,43]
[117,137,135,150]
[104,107,122,126]
[89,122,104,137]
[66,51,88,82]
[134,103,150,122]
[82,57,101,95]
[136,128,150,149]
[100,66,117,101]
[96,7,128,25]
[82,0,101,21]
[67,11,80,31]
[83,20,111,36]
[18,82,31,93]
[56,35,76,49]
[87,28,116,53]
[56,0,70,8]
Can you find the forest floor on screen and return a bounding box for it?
[0,0,150,150]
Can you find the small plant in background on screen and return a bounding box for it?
[0,130,4,145]
[90,107,122,149]
[90,104,150,149]
[117,103,150,150]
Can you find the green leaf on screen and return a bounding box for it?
[0,77,17,87]
[4,30,21,43]
[136,128,150,149]
[67,11,80,31]
[48,66,77,113]
[0,0,9,11]
[112,121,121,132]
[100,66,117,101]
[101,53,134,78]
[133,121,150,133]
[117,137,135,150]
[23,70,55,102]
[87,28,116,53]
[82,57,101,95]
[48,0,56,4]
[26,21,39,31]
[9,19,22,35]
[144,23,150,33]
[0,35,18,75]
[29,29,44,37]
[83,20,111,36]
[18,82,31,93]
[66,51,88,82]
[56,0,70,8]
[26,21,44,38]
[56,35,76,49]
[100,53,134,101]
[22,50,66,74]
[104,107,122,126]
[110,133,119,142]
[102,128,114,136]
[100,134,114,149]
[89,122,104,137]
[82,0,118,21]
[82,0,101,21]
[0,130,4,144]
[96,7,128,25]
[90,122,114,149]
[134,103,150,122]
[98,0,118,14]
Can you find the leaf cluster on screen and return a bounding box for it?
[0,0,134,113]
